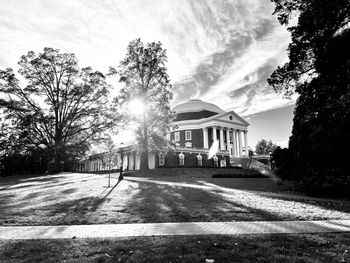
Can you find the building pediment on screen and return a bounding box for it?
[208,111,249,127]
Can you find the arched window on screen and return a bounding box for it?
[179,152,185,166]
[159,154,165,166]
[213,155,218,167]
[197,154,203,166]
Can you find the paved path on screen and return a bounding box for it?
[1,220,350,240]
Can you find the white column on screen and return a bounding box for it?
[203,127,209,149]
[238,130,243,157]
[226,128,231,153]
[219,127,225,151]
[212,126,217,142]
[244,131,249,157]
[232,129,237,157]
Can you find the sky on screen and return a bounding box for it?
[0,0,296,149]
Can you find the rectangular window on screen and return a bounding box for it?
[174,131,180,141]
[185,130,192,140]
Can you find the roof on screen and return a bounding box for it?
[172,99,225,114]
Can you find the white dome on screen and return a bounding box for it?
[172,99,225,114]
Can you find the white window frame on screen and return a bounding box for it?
[174,131,180,142]
[197,154,202,166]
[185,142,192,148]
[220,158,226,167]
[185,130,192,141]
[179,152,185,166]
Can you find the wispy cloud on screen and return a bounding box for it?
[170,1,293,115]
[0,0,292,115]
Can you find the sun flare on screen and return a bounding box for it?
[128,98,145,116]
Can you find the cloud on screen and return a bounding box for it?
[223,57,297,116]
[165,0,292,115]
[0,0,292,116]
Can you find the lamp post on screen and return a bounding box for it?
[269,151,273,169]
[118,142,124,181]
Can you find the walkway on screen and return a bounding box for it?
[1,220,350,240]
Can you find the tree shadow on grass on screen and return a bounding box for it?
[197,180,350,215]
[133,177,350,217]
[40,179,124,225]
[0,173,101,191]
[0,175,123,225]
[124,177,350,223]
[124,178,286,223]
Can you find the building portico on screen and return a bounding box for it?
[200,126,248,157]
[170,99,250,164]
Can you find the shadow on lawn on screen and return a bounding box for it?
[0,173,86,192]
[124,178,286,223]
[198,179,350,215]
[125,177,350,222]
[0,173,123,225]
[42,179,123,225]
[1,174,349,226]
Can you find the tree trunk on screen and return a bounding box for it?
[54,131,63,173]
[141,151,149,171]
[140,124,149,171]
[54,144,62,173]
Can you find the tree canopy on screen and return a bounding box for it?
[268,0,350,96]
[255,139,278,155]
[114,39,174,170]
[0,48,119,172]
[268,0,350,196]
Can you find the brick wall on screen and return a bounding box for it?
[155,152,231,168]
[170,129,204,148]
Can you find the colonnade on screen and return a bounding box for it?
[202,127,249,157]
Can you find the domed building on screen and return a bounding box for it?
[165,99,249,167]
[76,99,249,172]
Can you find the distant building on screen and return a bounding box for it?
[76,99,249,171]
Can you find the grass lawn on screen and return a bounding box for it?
[0,172,350,225]
[1,233,350,262]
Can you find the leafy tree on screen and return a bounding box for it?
[0,114,17,156]
[0,48,119,173]
[268,0,350,195]
[255,139,278,155]
[268,0,350,96]
[114,38,174,170]
[271,146,295,179]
